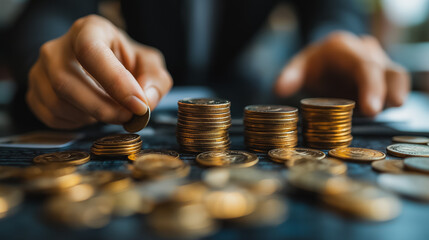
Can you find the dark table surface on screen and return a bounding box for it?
[0,109,428,240]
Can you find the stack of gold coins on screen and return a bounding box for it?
[301,98,355,149]
[91,134,142,156]
[244,105,298,152]
[176,98,231,152]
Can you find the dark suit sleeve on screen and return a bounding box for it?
[6,0,98,126]
[290,0,368,45]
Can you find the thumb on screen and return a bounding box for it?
[274,52,308,97]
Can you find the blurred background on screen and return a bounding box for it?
[1,0,429,106]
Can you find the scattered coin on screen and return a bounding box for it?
[148,201,218,238]
[329,147,386,162]
[203,187,256,219]
[288,157,347,175]
[196,150,259,168]
[244,105,298,152]
[231,195,287,227]
[33,151,90,165]
[371,160,406,174]
[378,174,429,201]
[131,153,190,180]
[268,147,325,164]
[81,171,133,193]
[203,168,282,195]
[123,107,151,133]
[177,98,231,152]
[288,171,355,194]
[386,143,429,158]
[0,185,23,219]
[301,98,355,149]
[321,183,401,221]
[392,136,429,145]
[44,194,115,228]
[91,134,142,156]
[128,149,180,161]
[404,157,429,173]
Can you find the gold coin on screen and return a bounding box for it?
[378,174,429,201]
[329,147,386,162]
[244,105,298,116]
[300,98,355,109]
[177,111,231,118]
[44,194,115,228]
[404,157,429,173]
[148,201,217,238]
[203,168,282,195]
[387,143,429,157]
[196,150,258,167]
[178,98,230,108]
[94,134,141,146]
[371,160,406,174]
[230,196,287,227]
[392,136,429,145]
[287,157,347,175]
[0,185,23,218]
[288,171,354,194]
[268,148,325,163]
[81,171,132,193]
[128,149,180,161]
[25,173,82,194]
[132,153,189,179]
[92,150,140,156]
[123,107,151,133]
[203,187,256,219]
[321,183,401,221]
[33,151,90,165]
[92,140,142,149]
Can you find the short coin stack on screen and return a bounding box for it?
[91,134,142,156]
[301,98,355,149]
[176,98,231,153]
[244,105,298,152]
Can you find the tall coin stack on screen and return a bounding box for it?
[176,98,231,152]
[244,105,298,152]
[301,98,355,149]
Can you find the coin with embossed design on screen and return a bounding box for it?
[329,147,386,162]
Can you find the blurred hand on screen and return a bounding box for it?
[27,15,172,129]
[274,31,410,117]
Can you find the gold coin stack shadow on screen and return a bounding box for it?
[244,105,298,152]
[301,98,355,149]
[91,134,142,156]
[176,98,232,153]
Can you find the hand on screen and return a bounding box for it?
[274,31,410,117]
[27,15,172,129]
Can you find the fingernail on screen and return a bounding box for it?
[145,87,160,108]
[124,96,147,115]
[370,96,383,115]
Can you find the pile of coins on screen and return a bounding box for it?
[91,134,142,156]
[176,98,231,152]
[148,167,287,238]
[287,160,401,221]
[301,98,355,149]
[244,105,298,152]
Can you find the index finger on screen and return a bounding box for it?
[72,23,148,116]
